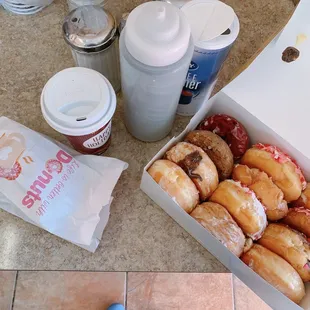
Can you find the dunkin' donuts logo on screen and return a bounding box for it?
[0,132,75,210]
[22,150,73,209]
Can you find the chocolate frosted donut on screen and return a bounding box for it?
[185,130,234,180]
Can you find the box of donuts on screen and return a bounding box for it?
[141,2,310,310]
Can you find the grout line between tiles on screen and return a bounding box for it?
[125,272,128,310]
[231,274,236,310]
[11,271,19,310]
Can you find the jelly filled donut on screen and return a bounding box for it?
[198,114,249,159]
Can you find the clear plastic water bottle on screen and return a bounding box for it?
[119,2,194,142]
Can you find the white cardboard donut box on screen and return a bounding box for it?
[140,1,310,309]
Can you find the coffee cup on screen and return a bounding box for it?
[41,67,116,154]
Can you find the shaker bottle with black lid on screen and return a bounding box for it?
[119,1,194,142]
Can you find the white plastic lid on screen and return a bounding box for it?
[159,0,192,9]
[124,1,191,67]
[181,0,239,50]
[41,67,116,136]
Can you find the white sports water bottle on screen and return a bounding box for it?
[119,1,194,142]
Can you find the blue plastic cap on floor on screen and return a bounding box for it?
[107,303,125,310]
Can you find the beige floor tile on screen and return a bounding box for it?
[127,273,233,310]
[0,271,16,310]
[233,276,272,310]
[13,271,126,310]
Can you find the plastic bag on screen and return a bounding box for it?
[0,117,128,252]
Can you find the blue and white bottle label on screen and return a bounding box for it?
[177,45,232,116]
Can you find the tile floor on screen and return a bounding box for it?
[0,271,271,310]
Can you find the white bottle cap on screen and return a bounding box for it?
[124,1,191,67]
[181,0,239,50]
[41,67,116,136]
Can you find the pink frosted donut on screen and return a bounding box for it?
[242,144,306,202]
[45,159,63,174]
[0,162,22,181]
[254,143,306,190]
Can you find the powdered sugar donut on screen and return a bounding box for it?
[45,159,63,174]
[0,161,22,181]
[198,114,249,159]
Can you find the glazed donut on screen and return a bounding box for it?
[190,202,245,257]
[258,223,310,282]
[198,114,249,159]
[282,207,310,238]
[165,142,218,201]
[209,180,267,240]
[185,130,233,180]
[292,183,310,210]
[241,143,306,202]
[148,159,199,213]
[241,244,305,304]
[232,164,288,221]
